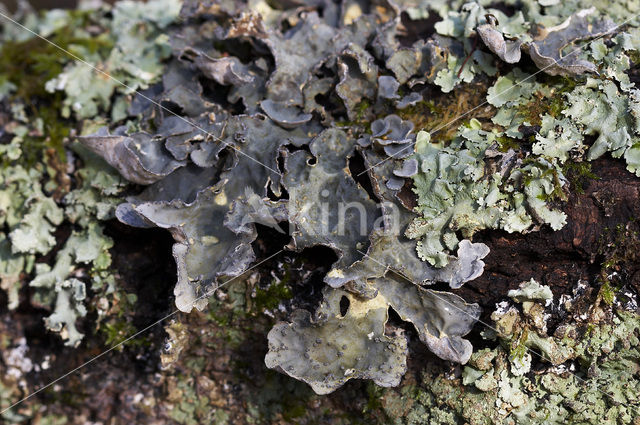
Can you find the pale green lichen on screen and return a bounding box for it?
[0,154,123,346]
[0,1,178,347]
[486,29,640,178]
[433,2,527,92]
[44,0,180,121]
[0,123,126,346]
[564,79,640,175]
[376,279,640,424]
[407,17,640,264]
[0,165,63,255]
[3,0,640,409]
[407,128,565,266]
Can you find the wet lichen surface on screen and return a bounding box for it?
[2,0,640,424]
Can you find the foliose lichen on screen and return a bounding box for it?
[4,0,640,401]
[0,0,176,347]
[374,278,640,425]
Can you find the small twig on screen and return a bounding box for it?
[457,35,479,77]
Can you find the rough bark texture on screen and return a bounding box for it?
[459,156,640,320]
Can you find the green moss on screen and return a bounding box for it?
[517,93,560,126]
[22,106,71,165]
[543,76,579,116]
[515,75,578,127]
[364,382,385,413]
[598,219,640,299]
[336,99,376,130]
[354,99,372,122]
[101,320,149,349]
[253,280,292,312]
[563,161,599,194]
[397,84,492,143]
[627,49,640,65]
[396,99,439,120]
[0,11,112,167]
[509,328,529,362]
[282,402,307,420]
[97,289,146,349]
[495,135,521,152]
[208,311,231,326]
[538,74,580,95]
[598,280,616,305]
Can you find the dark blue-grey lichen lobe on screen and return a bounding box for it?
[266,288,408,395]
